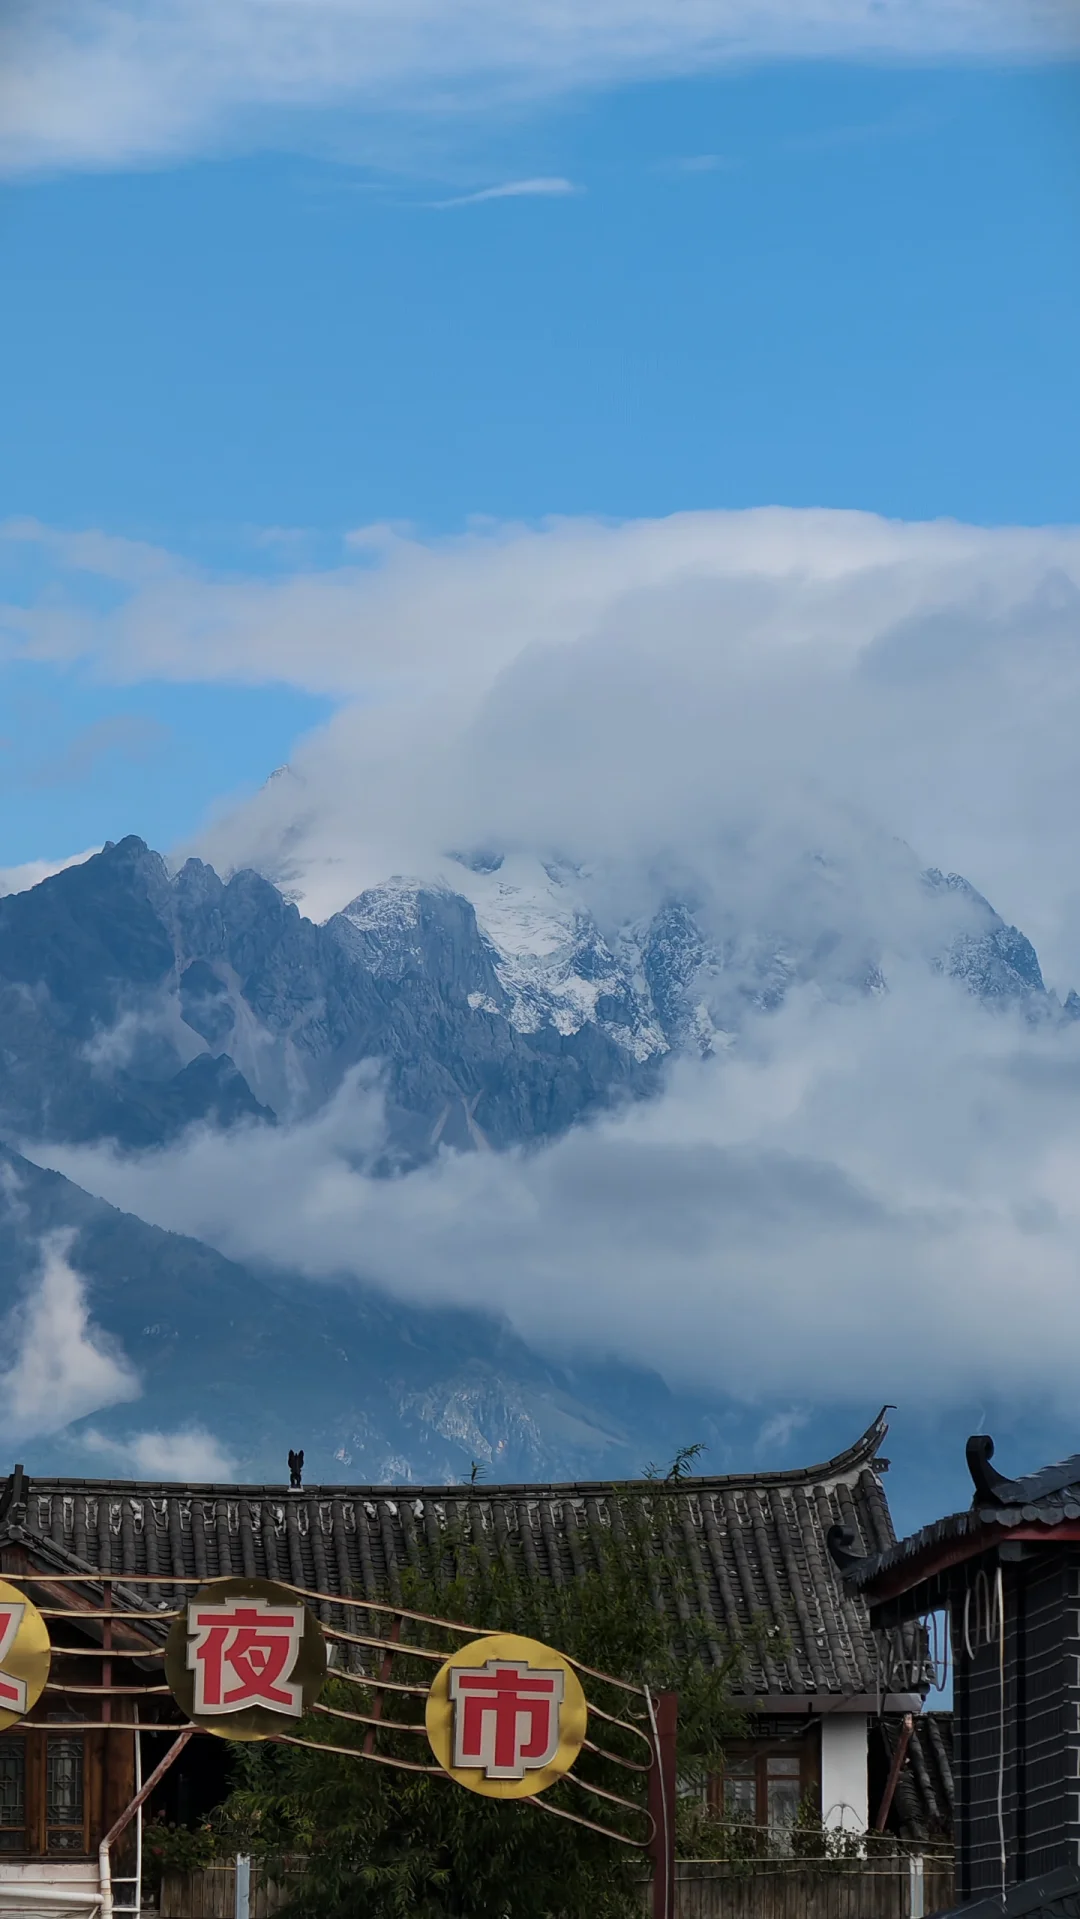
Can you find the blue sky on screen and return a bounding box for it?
[9,7,1080,1499]
[3,35,1080,868]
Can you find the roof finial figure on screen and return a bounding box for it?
[288,1448,304,1489]
[965,1433,1008,1505]
[826,1524,864,1572]
[0,1464,27,1525]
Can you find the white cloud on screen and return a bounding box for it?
[82,1424,238,1480]
[18,500,1080,1416]
[434,177,579,208]
[0,0,1076,177]
[37,975,1080,1416]
[0,1234,141,1438]
[10,504,1080,973]
[755,1408,810,1452]
[0,848,99,897]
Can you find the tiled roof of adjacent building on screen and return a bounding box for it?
[829,1433,1080,1599]
[879,1711,954,1844]
[0,1410,912,1701]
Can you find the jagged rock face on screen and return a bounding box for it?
[641,902,705,1040]
[0,835,1060,1155]
[923,869,1046,1001]
[0,839,652,1152]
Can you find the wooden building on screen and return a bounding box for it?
[832,1431,1080,1917]
[0,1411,949,1914]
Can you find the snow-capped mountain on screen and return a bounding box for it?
[336,852,667,1066]
[0,833,1059,1158]
[0,830,1070,1483]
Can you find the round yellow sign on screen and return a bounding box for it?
[0,1579,51,1731]
[425,1633,587,1799]
[164,1577,326,1742]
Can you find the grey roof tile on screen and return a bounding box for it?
[879,1710,954,1843]
[3,1411,895,1698]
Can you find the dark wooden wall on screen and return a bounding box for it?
[951,1546,1080,1900]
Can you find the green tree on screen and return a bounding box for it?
[218,1489,752,1919]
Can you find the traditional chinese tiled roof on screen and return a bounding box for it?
[830,1434,1080,1600]
[878,1710,954,1844]
[0,1411,911,1701]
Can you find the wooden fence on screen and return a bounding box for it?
[158,1864,286,1917]
[157,1854,955,1917]
[671,1858,955,1918]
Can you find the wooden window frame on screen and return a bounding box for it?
[711,1735,820,1832]
[43,1729,88,1855]
[0,1729,90,1859]
[0,1731,28,1856]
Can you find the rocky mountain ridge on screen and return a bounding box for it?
[0,835,1060,1157]
[0,832,1067,1484]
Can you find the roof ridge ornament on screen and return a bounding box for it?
[825,1525,867,1572]
[966,1434,1080,1509]
[815,1406,893,1486]
[0,1465,28,1528]
[966,1434,1011,1506]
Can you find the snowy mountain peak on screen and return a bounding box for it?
[439,852,667,1060]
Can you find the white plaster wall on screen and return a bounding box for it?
[0,1860,101,1916]
[820,1713,869,1832]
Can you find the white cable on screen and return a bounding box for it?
[936,1611,949,1693]
[1005,1565,1012,1895]
[644,1687,671,1919]
[134,1708,143,1919]
[961,1567,1007,1896]
[919,1611,949,1693]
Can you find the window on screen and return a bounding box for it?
[714,1741,816,1852]
[723,1759,756,1825]
[764,1753,802,1849]
[0,1739,26,1853]
[0,1734,87,1856]
[46,1738,84,1853]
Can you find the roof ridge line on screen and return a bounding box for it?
[16,1412,892,1502]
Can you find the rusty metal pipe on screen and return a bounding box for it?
[98,1727,194,1919]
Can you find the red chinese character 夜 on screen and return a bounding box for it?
[0,1606,28,1715]
[186,1596,306,1717]
[449,1659,564,1780]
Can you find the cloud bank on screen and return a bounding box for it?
[0,848,99,898]
[17,501,1080,1413]
[9,506,1080,974]
[1,0,1076,176]
[0,1233,140,1438]
[82,1424,238,1480]
[42,981,1080,1414]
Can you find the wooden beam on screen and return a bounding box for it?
[873,1712,913,1833]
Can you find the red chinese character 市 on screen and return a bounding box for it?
[0,1606,28,1715]
[186,1596,306,1717]
[449,1659,565,1780]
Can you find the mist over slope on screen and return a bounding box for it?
[2,1141,752,1486]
